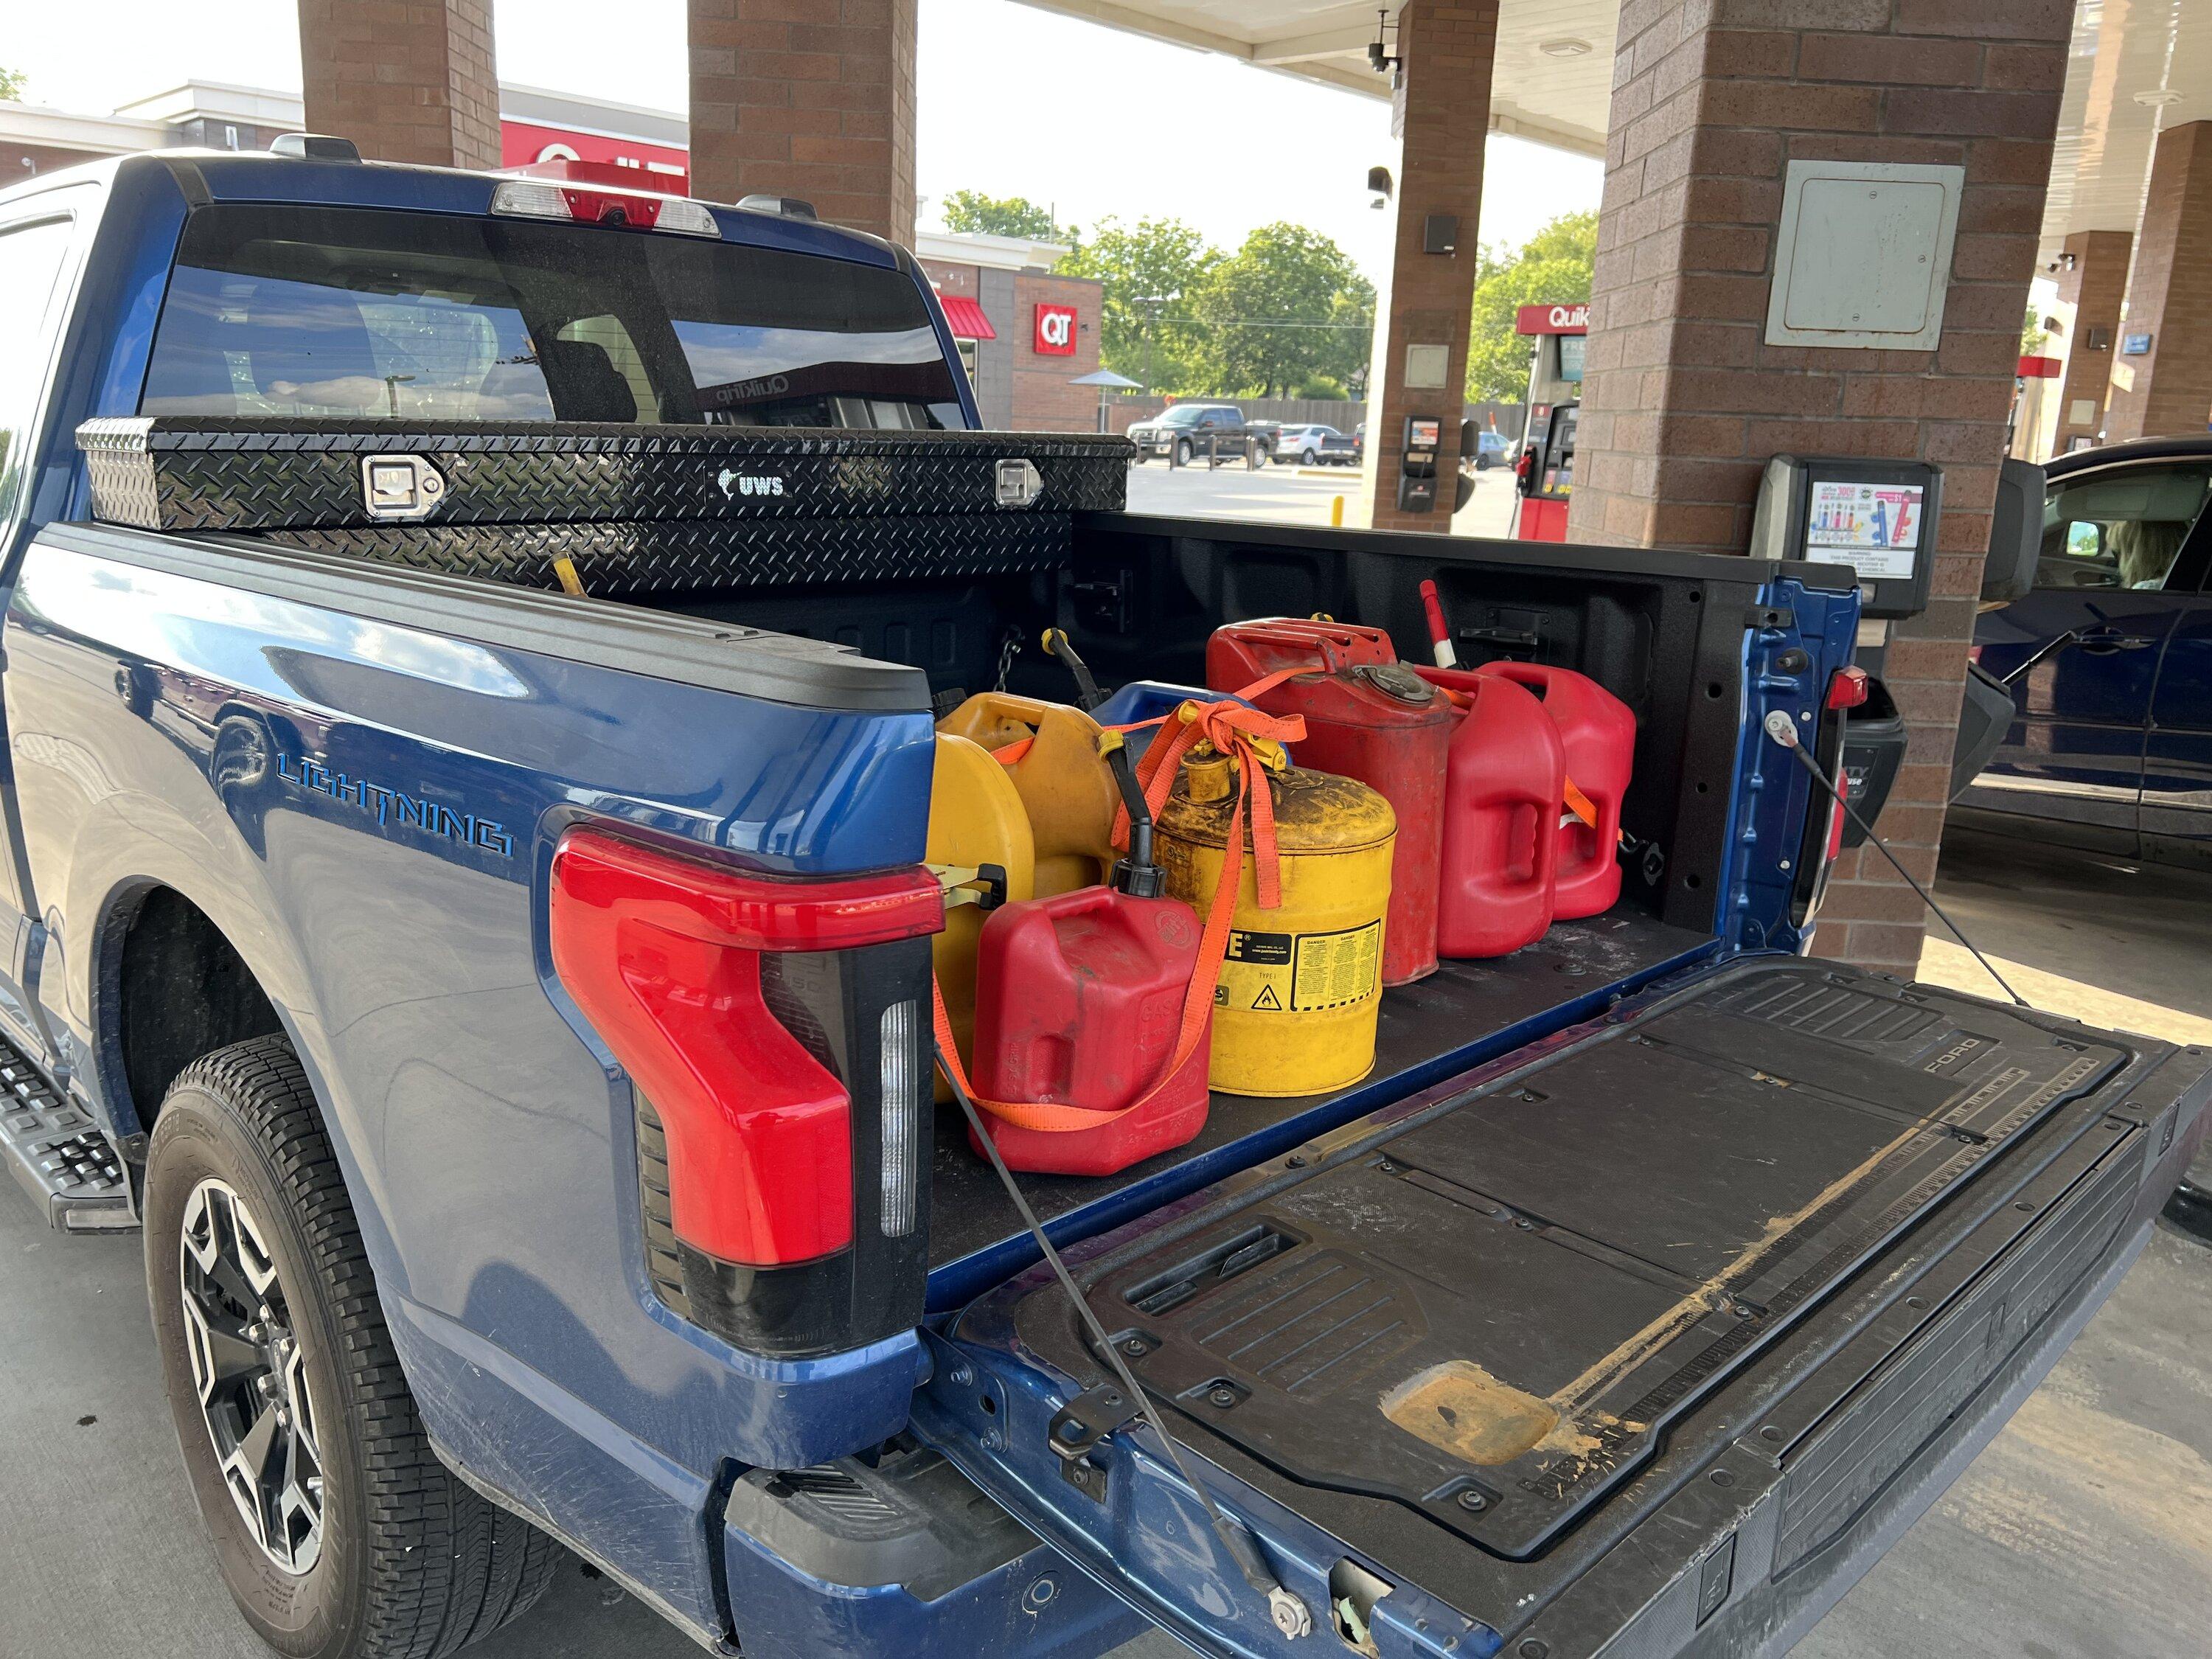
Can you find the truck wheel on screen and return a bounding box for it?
[1174,439,1194,467]
[145,1034,558,1659]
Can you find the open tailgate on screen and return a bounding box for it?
[914,958,2209,1658]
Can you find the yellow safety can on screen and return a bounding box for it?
[937,692,1120,897]
[1155,749,1395,1097]
[926,733,1035,1096]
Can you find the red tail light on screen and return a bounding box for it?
[549,829,940,1272]
[1826,665,1870,710]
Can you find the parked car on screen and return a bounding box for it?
[1125,403,1267,464]
[1,142,2200,1659]
[1959,435,2212,866]
[1270,423,1357,466]
[1471,428,1511,470]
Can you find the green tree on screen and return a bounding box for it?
[938,190,1068,242]
[2022,300,2049,356]
[1057,215,1219,392]
[1464,210,1597,402]
[1186,223,1373,398]
[0,68,27,102]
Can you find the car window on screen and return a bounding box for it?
[2037,462,2212,592]
[141,204,965,428]
[0,214,77,531]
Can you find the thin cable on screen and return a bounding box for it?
[936,1042,1297,1611]
[1784,740,2030,1009]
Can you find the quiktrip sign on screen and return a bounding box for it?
[1514,303,1589,335]
[1033,303,1078,355]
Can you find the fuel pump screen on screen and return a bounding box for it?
[1804,477,1925,580]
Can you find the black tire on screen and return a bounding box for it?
[1174,438,1193,466]
[145,1035,559,1659]
[1301,448,1318,467]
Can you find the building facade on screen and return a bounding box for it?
[915,232,1102,431]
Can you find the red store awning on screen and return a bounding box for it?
[937,294,997,341]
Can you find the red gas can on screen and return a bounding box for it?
[1470,663,1634,919]
[968,885,1211,1175]
[1419,668,1565,957]
[1207,619,1451,984]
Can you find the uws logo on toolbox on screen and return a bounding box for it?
[716,467,785,500]
[1033,302,1077,356]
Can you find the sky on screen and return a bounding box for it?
[1,0,1602,282]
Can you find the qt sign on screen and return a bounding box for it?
[1034,303,1078,355]
[1514,302,1589,335]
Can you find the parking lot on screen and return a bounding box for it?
[6,825,2205,1659]
[1123,455,1521,539]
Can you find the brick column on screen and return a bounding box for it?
[2044,229,2131,454]
[2104,122,2212,443]
[1568,1,2070,978]
[297,0,500,171]
[1360,0,1498,533]
[688,0,918,246]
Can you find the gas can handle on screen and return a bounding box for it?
[1479,659,1550,697]
[1520,790,1562,900]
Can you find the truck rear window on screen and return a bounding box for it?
[141,204,966,429]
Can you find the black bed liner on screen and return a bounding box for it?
[76,417,1131,595]
[1002,959,2133,1561]
[928,908,1714,1281]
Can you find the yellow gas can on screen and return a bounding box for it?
[926,732,1035,1096]
[936,692,1119,897]
[1155,749,1395,1097]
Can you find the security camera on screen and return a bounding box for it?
[1367,164,1394,211]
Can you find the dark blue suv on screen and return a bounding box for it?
[1961,437,2212,865]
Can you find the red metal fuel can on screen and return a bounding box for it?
[1472,662,1634,918]
[1418,667,1565,957]
[1207,619,1451,984]
[968,884,1211,1175]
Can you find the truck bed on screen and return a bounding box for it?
[926,905,1715,1298]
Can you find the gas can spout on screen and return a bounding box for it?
[1099,731,1164,897]
[1041,627,1105,711]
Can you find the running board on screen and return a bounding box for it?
[0,1043,133,1232]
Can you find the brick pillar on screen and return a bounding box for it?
[2104,122,2212,443]
[1568,2,2070,978]
[2045,229,2131,455]
[297,0,500,171]
[688,0,918,246]
[1359,0,1498,533]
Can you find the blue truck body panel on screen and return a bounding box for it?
[7,146,2185,1659]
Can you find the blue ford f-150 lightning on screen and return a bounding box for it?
[0,144,2202,1659]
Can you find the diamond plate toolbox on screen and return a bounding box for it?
[76,418,1132,531]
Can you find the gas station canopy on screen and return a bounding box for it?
[1014,0,2212,262]
[1011,0,1618,156]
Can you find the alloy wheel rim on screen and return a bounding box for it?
[178,1177,324,1574]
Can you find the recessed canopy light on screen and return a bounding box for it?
[1540,38,1593,58]
[2135,88,2183,106]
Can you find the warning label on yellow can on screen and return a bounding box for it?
[1218,921,1382,1014]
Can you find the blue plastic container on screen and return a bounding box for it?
[1093,681,1279,761]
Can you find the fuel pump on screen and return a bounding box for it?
[1397,415,1441,513]
[1508,302,1585,543]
